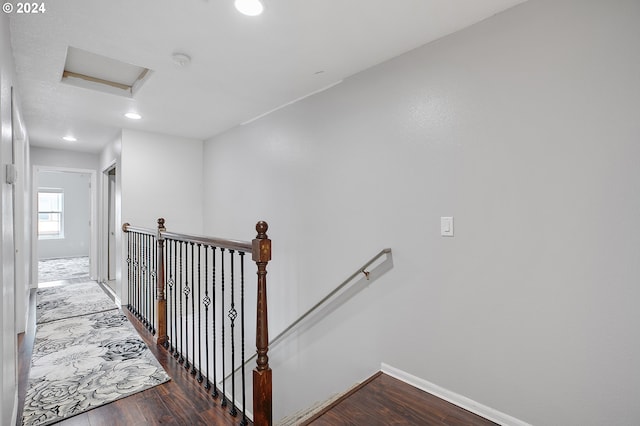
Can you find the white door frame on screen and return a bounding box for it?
[100,160,122,305]
[12,86,30,334]
[107,166,116,280]
[31,165,98,287]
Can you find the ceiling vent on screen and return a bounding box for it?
[61,46,152,97]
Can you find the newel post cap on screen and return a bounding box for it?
[252,221,271,262]
[156,218,166,240]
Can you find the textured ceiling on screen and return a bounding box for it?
[9,0,526,153]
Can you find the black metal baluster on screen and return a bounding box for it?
[141,233,145,320]
[228,250,238,417]
[130,232,134,312]
[149,234,152,328]
[221,247,227,407]
[134,233,139,317]
[132,233,137,316]
[203,245,211,391]
[150,234,154,330]
[139,234,147,328]
[240,251,247,425]
[149,234,154,331]
[151,234,157,334]
[144,234,150,328]
[178,241,184,362]
[133,233,140,319]
[145,234,148,326]
[191,242,197,375]
[141,234,146,325]
[126,232,131,311]
[212,246,219,399]
[191,243,196,376]
[140,233,144,320]
[173,240,178,354]
[197,244,204,383]
[184,242,191,370]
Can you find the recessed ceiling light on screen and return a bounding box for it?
[234,0,263,16]
[125,112,142,120]
[62,135,77,142]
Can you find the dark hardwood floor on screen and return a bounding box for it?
[20,279,498,425]
[302,372,498,426]
[17,280,250,426]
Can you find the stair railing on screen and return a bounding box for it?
[122,218,272,426]
[269,247,391,346]
[224,247,392,384]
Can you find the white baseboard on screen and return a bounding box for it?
[12,389,19,425]
[380,363,531,426]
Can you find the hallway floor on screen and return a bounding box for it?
[17,279,249,426]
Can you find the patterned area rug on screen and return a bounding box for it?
[38,256,90,283]
[22,309,171,426]
[36,281,117,324]
[22,281,171,425]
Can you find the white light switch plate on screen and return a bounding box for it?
[441,216,454,237]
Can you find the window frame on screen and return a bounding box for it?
[38,188,65,240]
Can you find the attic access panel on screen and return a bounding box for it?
[61,46,152,97]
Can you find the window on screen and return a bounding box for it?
[38,189,64,239]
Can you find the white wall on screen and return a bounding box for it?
[1,11,19,426]
[37,171,91,259]
[202,0,640,424]
[121,129,204,233]
[30,147,99,171]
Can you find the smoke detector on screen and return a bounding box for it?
[172,53,191,67]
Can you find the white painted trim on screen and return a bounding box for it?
[99,281,120,307]
[380,363,531,426]
[99,161,115,285]
[11,389,18,426]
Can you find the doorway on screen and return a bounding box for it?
[31,165,97,287]
[31,166,97,288]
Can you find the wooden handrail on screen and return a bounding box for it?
[121,222,155,236]
[162,231,252,253]
[122,223,253,253]
[267,247,390,347]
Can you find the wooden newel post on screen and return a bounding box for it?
[155,218,168,346]
[252,221,272,426]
